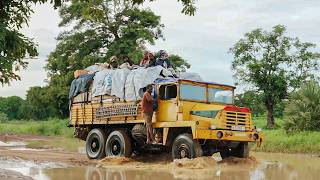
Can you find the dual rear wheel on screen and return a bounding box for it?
[86,129,132,159]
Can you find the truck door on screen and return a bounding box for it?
[156,84,178,122]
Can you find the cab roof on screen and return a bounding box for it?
[178,79,236,89]
[155,79,236,89]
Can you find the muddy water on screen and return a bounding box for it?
[1,152,320,180]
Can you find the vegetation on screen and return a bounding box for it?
[0,118,73,137]
[230,25,320,129]
[252,117,320,154]
[234,91,285,118]
[0,88,58,120]
[43,0,189,118]
[284,81,320,132]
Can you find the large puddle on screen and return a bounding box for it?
[0,151,319,180]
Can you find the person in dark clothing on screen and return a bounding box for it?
[123,55,134,66]
[141,84,155,144]
[155,50,172,68]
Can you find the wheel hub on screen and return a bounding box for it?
[110,140,121,155]
[178,144,190,158]
[92,142,97,149]
[113,144,118,152]
[180,149,186,158]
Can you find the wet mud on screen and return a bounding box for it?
[1,133,320,180]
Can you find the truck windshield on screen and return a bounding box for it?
[180,84,206,101]
[180,84,233,104]
[208,88,233,104]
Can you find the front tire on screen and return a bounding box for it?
[105,130,132,157]
[86,128,107,159]
[220,142,249,159]
[235,142,249,158]
[172,133,202,159]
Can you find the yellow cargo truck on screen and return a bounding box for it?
[70,79,263,159]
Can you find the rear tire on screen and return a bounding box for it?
[105,130,132,157]
[86,128,107,159]
[172,133,202,159]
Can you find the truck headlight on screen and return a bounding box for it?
[210,125,217,130]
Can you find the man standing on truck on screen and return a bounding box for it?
[142,84,155,144]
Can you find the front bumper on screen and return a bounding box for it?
[194,129,263,146]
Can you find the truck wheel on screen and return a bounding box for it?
[234,142,249,158]
[220,142,249,159]
[220,150,232,159]
[172,133,202,159]
[86,128,106,159]
[105,130,132,157]
[131,124,147,144]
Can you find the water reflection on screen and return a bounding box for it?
[40,159,319,180]
[1,152,320,180]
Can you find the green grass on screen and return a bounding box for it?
[252,116,320,154]
[0,118,83,152]
[0,118,74,138]
[26,138,84,152]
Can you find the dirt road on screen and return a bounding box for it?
[0,133,95,166]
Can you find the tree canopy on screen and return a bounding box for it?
[230,25,320,129]
[43,0,189,118]
[0,0,195,85]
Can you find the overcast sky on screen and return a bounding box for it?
[1,0,320,98]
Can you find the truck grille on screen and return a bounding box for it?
[222,111,252,131]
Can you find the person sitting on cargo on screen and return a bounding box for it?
[155,50,172,69]
[141,84,156,144]
[140,51,155,67]
[109,55,119,69]
[119,55,135,69]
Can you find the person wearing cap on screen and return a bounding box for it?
[109,55,119,69]
[155,50,172,69]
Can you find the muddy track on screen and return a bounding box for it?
[0,133,95,166]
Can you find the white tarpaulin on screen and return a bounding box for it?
[125,66,169,101]
[111,68,131,99]
[89,65,201,101]
[91,69,113,97]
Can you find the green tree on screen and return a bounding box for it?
[0,0,195,85]
[234,91,265,117]
[45,0,189,118]
[24,86,58,119]
[0,96,25,119]
[0,0,64,85]
[284,81,320,132]
[230,25,320,129]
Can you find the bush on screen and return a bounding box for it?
[284,82,320,132]
[0,112,9,122]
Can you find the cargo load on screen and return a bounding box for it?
[69,65,203,104]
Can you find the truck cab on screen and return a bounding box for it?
[153,79,263,159]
